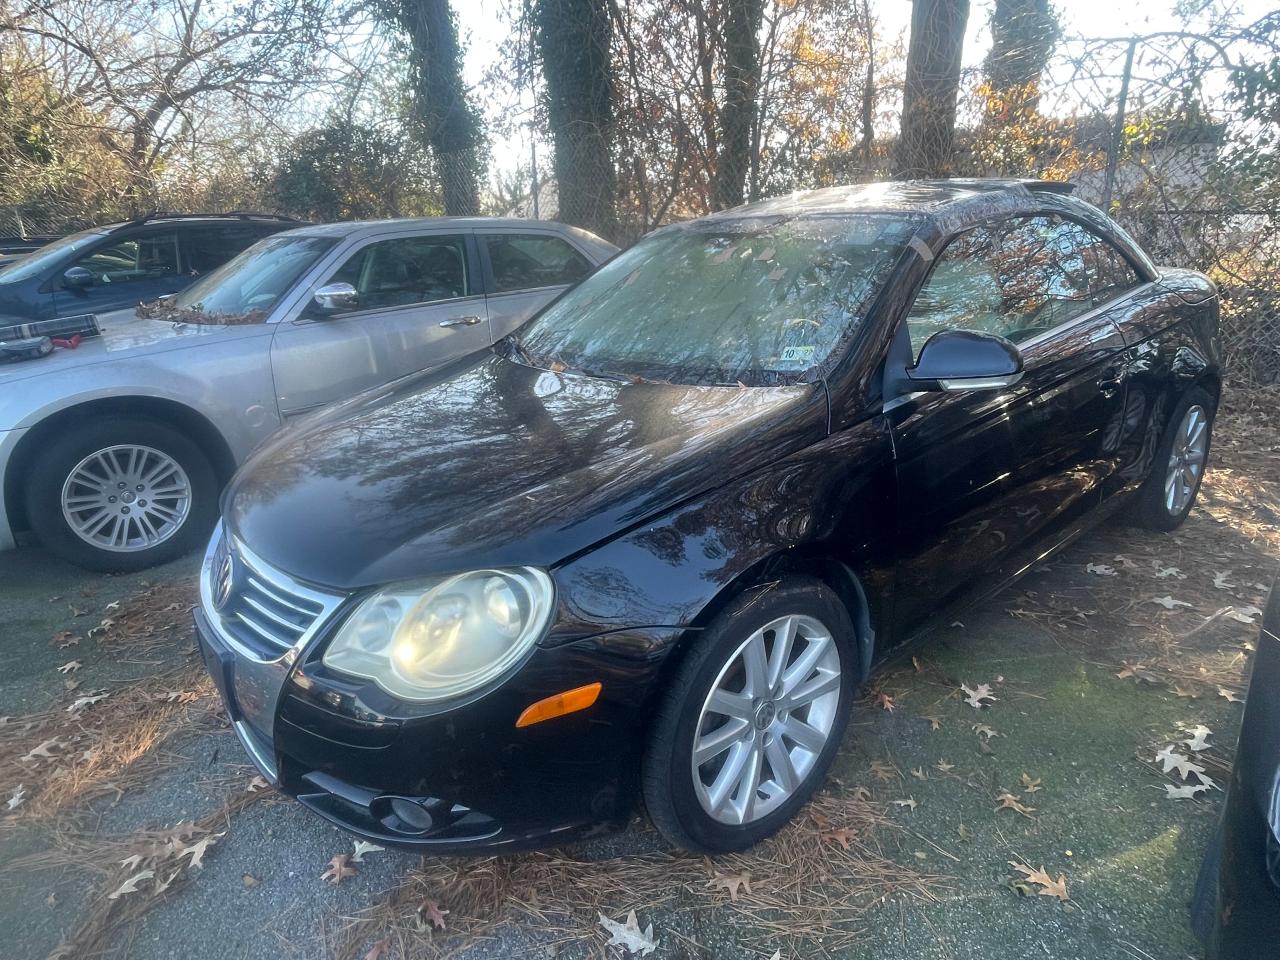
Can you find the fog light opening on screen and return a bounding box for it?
[379,796,434,835]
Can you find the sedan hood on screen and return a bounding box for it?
[0,309,268,386]
[226,354,826,589]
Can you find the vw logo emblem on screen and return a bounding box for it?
[213,549,234,610]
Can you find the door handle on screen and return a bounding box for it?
[1097,373,1125,398]
[440,315,483,328]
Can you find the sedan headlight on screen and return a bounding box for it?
[322,568,554,702]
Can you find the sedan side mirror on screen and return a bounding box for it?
[312,282,359,315]
[62,266,94,289]
[908,329,1024,393]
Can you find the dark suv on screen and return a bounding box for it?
[0,213,301,325]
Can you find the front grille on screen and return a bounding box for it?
[203,525,344,660]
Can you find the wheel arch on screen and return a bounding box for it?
[4,395,235,535]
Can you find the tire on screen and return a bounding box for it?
[1189,818,1223,945]
[641,576,859,853]
[1132,386,1215,531]
[23,417,219,573]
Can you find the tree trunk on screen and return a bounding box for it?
[712,0,764,209]
[392,0,482,216]
[984,0,1057,114]
[893,0,970,179]
[535,0,618,239]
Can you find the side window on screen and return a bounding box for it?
[906,215,1142,354]
[184,227,267,275]
[324,235,469,312]
[484,233,591,293]
[72,232,179,285]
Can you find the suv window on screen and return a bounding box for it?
[184,226,274,275]
[326,235,470,312]
[484,233,591,293]
[73,232,179,285]
[906,215,1142,354]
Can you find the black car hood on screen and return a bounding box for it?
[226,354,827,589]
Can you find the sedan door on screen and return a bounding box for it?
[270,231,490,417]
[476,229,597,340]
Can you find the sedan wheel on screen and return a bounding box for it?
[643,577,857,853]
[61,444,193,552]
[1164,404,1208,517]
[692,615,842,825]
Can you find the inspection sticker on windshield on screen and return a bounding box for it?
[780,345,816,364]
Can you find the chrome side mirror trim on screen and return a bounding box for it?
[312,282,359,314]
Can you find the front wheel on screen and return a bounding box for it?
[24,417,219,573]
[641,577,858,853]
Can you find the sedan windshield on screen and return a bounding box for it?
[0,229,106,284]
[511,214,918,385]
[164,234,337,320]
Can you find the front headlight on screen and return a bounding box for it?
[322,567,554,702]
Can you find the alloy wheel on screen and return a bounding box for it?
[691,614,842,825]
[60,444,193,553]
[1164,404,1208,516]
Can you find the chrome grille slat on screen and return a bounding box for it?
[246,574,321,618]
[235,609,292,646]
[241,594,307,635]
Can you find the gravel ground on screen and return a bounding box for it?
[1,391,1275,960]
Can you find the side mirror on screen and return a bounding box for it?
[908,329,1024,392]
[312,282,358,315]
[62,266,94,289]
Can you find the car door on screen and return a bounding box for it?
[476,229,596,340]
[52,229,182,316]
[886,214,1134,634]
[269,231,489,417]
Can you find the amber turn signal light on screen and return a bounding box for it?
[515,682,602,728]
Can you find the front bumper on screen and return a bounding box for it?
[195,559,680,852]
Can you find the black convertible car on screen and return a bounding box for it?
[196,179,1220,853]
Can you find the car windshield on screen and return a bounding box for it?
[508,214,918,385]
[161,234,337,322]
[0,229,106,284]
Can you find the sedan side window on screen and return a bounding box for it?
[325,235,470,312]
[906,215,1142,354]
[71,233,179,285]
[484,233,591,293]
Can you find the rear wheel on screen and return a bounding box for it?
[24,417,219,572]
[641,577,858,853]
[1132,387,1215,531]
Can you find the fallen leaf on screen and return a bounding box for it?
[177,835,218,870]
[891,798,919,811]
[1183,725,1213,752]
[1086,563,1116,576]
[957,823,974,841]
[961,683,997,709]
[707,871,752,901]
[66,693,108,714]
[154,872,178,894]
[321,853,356,884]
[51,631,80,648]
[995,791,1036,818]
[935,759,955,773]
[823,827,858,849]
[911,766,927,780]
[973,723,999,740]
[1155,745,1205,780]
[108,870,155,900]
[1226,605,1262,624]
[1212,571,1235,590]
[850,785,872,802]
[1009,861,1069,901]
[363,940,391,960]
[869,760,897,782]
[120,854,145,870]
[925,715,942,731]
[549,359,566,373]
[57,659,81,675]
[1172,683,1200,699]
[876,692,896,712]
[1020,773,1042,794]
[21,738,62,762]
[1116,661,1162,684]
[241,874,259,888]
[245,776,269,793]
[1165,783,1209,800]
[1150,596,1192,610]
[1218,687,1244,704]
[6,784,26,811]
[598,910,657,956]
[351,840,384,862]
[1154,565,1184,579]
